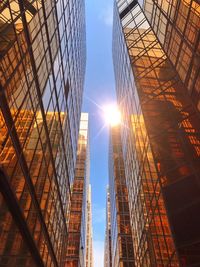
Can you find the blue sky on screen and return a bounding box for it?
[82,0,115,266]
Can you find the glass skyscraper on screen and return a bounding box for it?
[105,126,134,267]
[144,0,200,111]
[66,113,93,267]
[113,0,200,266]
[0,1,86,266]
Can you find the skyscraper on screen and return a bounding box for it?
[104,188,112,267]
[113,0,200,266]
[86,185,94,267]
[105,126,134,267]
[144,0,200,111]
[66,113,93,267]
[0,1,86,266]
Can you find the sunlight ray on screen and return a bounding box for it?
[93,123,108,140]
[84,95,104,111]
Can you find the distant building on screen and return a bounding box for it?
[86,185,94,267]
[0,0,86,266]
[113,0,200,266]
[104,188,112,267]
[105,126,134,267]
[66,113,93,267]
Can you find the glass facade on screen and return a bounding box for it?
[66,113,91,267]
[144,0,200,111]
[0,0,86,266]
[113,1,200,266]
[107,126,135,267]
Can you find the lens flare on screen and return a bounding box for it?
[103,104,121,126]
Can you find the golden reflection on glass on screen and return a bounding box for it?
[113,1,200,265]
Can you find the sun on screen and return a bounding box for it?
[103,104,121,126]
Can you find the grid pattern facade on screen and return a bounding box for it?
[0,1,86,266]
[108,126,134,267]
[113,1,200,266]
[144,0,200,111]
[66,113,90,267]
